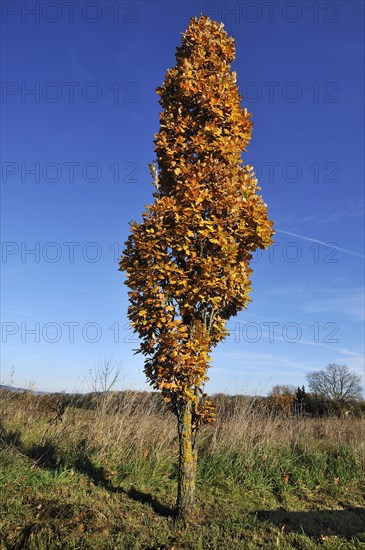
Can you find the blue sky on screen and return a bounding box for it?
[1,0,364,396]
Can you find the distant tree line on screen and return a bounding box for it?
[267,364,363,418]
[1,364,362,420]
[267,385,364,418]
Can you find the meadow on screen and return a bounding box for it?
[0,389,364,549]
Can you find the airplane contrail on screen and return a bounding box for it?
[276,229,365,258]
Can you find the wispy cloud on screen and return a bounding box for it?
[226,318,364,352]
[315,209,364,224]
[70,287,95,295]
[255,284,364,322]
[212,349,312,374]
[1,305,35,318]
[276,229,364,258]
[304,292,365,322]
[69,287,108,298]
[275,203,364,231]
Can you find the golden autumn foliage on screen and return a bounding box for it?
[268,385,296,416]
[120,16,274,426]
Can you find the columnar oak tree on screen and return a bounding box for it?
[120,15,274,522]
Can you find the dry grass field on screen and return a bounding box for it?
[0,389,364,549]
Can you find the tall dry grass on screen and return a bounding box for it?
[1,389,364,473]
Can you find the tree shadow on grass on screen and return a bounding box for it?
[27,440,64,469]
[125,486,176,518]
[1,427,175,519]
[257,508,365,540]
[0,423,22,448]
[69,458,175,518]
[63,444,176,518]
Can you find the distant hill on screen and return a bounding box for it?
[0,385,48,395]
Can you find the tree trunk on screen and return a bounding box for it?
[176,401,197,523]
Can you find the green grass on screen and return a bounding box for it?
[0,392,364,549]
